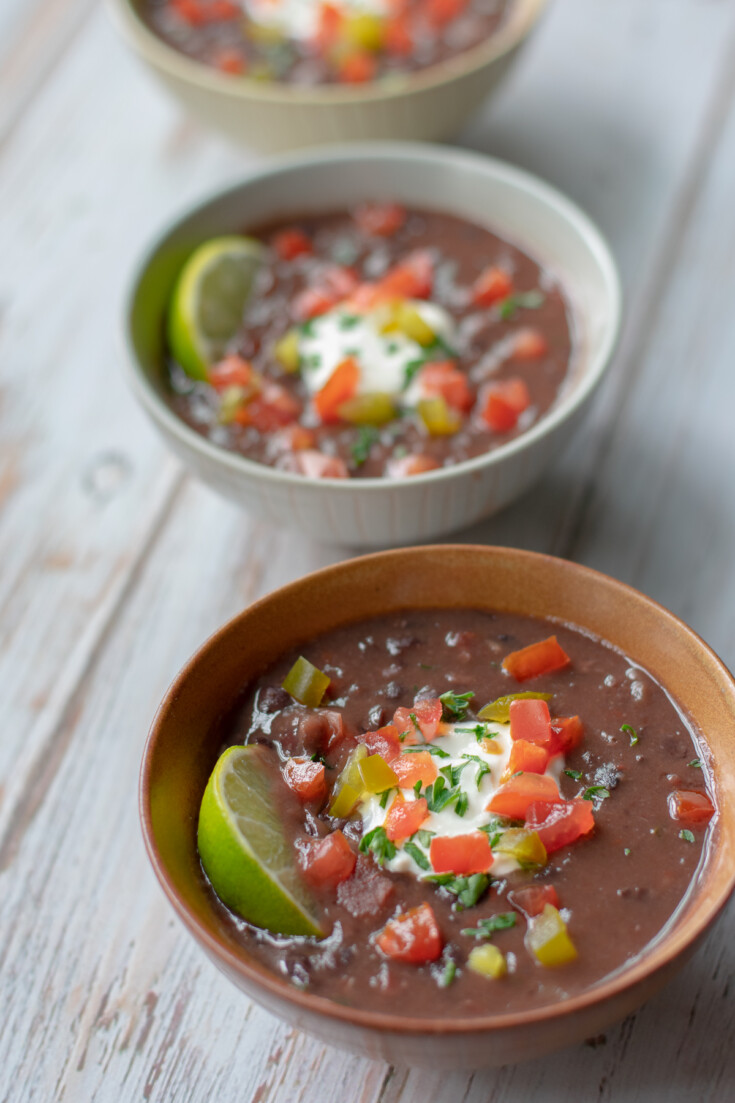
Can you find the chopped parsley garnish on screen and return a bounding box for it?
[460,754,492,788]
[386,340,400,354]
[439,689,475,721]
[478,817,513,847]
[403,358,426,388]
[460,912,516,939]
[455,723,498,741]
[424,776,465,814]
[689,758,702,769]
[621,723,639,746]
[583,785,610,801]
[439,761,471,787]
[359,826,396,867]
[564,768,583,781]
[416,829,435,847]
[498,290,545,321]
[305,353,322,368]
[338,313,360,330]
[419,662,434,670]
[403,841,431,870]
[413,779,422,797]
[623,847,631,856]
[299,318,317,337]
[409,712,420,730]
[454,791,469,818]
[350,425,380,467]
[437,957,457,988]
[379,787,394,809]
[404,744,450,758]
[427,872,491,910]
[679,829,695,843]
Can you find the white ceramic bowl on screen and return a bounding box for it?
[123,143,622,546]
[109,0,547,153]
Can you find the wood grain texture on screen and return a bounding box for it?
[1,0,734,1100]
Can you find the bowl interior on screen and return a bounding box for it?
[142,545,735,1032]
[127,144,621,452]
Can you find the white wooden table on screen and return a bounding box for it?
[2,1,734,1099]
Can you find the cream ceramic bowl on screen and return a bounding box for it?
[109,0,547,153]
[123,143,621,546]
[140,545,735,1069]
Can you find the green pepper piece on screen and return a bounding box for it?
[282,656,330,707]
[478,692,553,724]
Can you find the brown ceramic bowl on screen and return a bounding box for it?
[140,546,735,1068]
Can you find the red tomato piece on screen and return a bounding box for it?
[505,739,550,776]
[426,0,469,26]
[315,2,343,48]
[667,790,715,825]
[509,698,552,745]
[204,0,240,18]
[471,265,513,307]
[377,903,442,963]
[208,355,257,392]
[212,48,246,74]
[236,382,300,432]
[502,635,571,682]
[384,796,430,842]
[271,424,315,452]
[321,265,360,300]
[376,249,433,300]
[273,227,312,261]
[385,15,413,56]
[419,361,474,413]
[526,799,595,852]
[391,751,438,789]
[386,453,441,478]
[512,328,549,360]
[487,773,561,820]
[338,50,377,83]
[354,203,407,237]
[320,709,346,750]
[169,0,206,24]
[296,450,350,479]
[478,378,531,432]
[429,832,494,875]
[302,830,356,888]
[283,757,327,803]
[393,698,443,742]
[358,724,402,763]
[314,357,360,424]
[547,715,584,756]
[508,884,560,918]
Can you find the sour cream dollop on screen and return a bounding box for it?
[244,0,391,43]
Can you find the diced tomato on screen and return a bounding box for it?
[272,227,312,261]
[320,709,346,751]
[505,739,550,776]
[509,699,552,745]
[393,698,443,743]
[526,799,595,852]
[283,757,327,803]
[208,355,257,392]
[502,636,571,682]
[321,265,360,300]
[385,15,413,56]
[169,0,205,23]
[295,450,350,479]
[386,453,441,478]
[547,715,584,756]
[338,50,377,83]
[315,2,343,48]
[236,382,300,431]
[212,48,246,74]
[419,361,473,413]
[384,795,429,842]
[314,357,360,424]
[301,830,356,888]
[471,265,513,307]
[292,286,335,321]
[376,249,433,301]
[392,750,438,789]
[429,832,494,875]
[425,0,469,26]
[271,424,315,452]
[204,0,240,18]
[487,773,561,820]
[336,854,393,917]
[358,724,402,763]
[478,378,531,433]
[172,0,240,23]
[354,203,406,237]
[667,790,715,825]
[512,328,548,360]
[508,884,560,918]
[376,902,442,963]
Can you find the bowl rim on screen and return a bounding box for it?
[139,544,735,1037]
[122,141,623,493]
[109,0,548,105]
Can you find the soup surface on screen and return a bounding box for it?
[166,206,574,479]
[141,0,511,85]
[199,608,715,1016]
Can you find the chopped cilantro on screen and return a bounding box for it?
[440,761,471,787]
[338,313,360,330]
[299,318,317,337]
[403,358,426,387]
[623,847,631,856]
[460,754,492,788]
[386,340,400,354]
[454,791,469,818]
[479,817,520,847]
[689,758,702,769]
[379,787,394,809]
[455,723,497,741]
[427,872,490,910]
[437,957,457,988]
[679,829,695,843]
[621,723,639,746]
[583,785,610,802]
[460,912,516,939]
[359,826,396,867]
[498,290,545,321]
[564,768,583,781]
[439,689,475,721]
[409,712,420,731]
[404,840,431,870]
[305,353,322,368]
[350,425,380,467]
[416,829,435,847]
[424,776,465,814]
[413,779,422,797]
[419,662,434,670]
[404,743,450,758]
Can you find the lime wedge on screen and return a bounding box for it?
[197,745,325,937]
[167,236,265,381]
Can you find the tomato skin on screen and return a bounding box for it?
[283,757,327,803]
[292,286,335,321]
[296,450,350,479]
[478,378,531,432]
[315,2,343,48]
[508,884,560,918]
[502,635,571,682]
[509,698,552,745]
[429,832,494,875]
[384,796,429,842]
[505,739,549,777]
[338,50,377,83]
[547,715,584,756]
[354,203,406,237]
[376,249,434,301]
[236,382,301,432]
[358,724,402,763]
[208,355,257,392]
[314,357,360,424]
[213,48,246,74]
[526,799,595,852]
[419,361,474,413]
[512,328,548,360]
[391,750,438,789]
[302,830,356,888]
[393,698,443,742]
[385,15,413,55]
[667,789,715,825]
[272,227,312,261]
[471,265,513,307]
[426,0,469,28]
[377,903,443,963]
[386,453,441,478]
[487,773,561,820]
[271,424,315,453]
